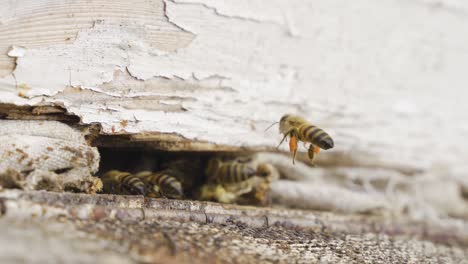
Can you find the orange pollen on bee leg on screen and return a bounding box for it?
[289,135,298,153]
[313,146,320,154]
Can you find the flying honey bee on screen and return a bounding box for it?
[101,170,146,195]
[277,114,334,164]
[136,170,184,199]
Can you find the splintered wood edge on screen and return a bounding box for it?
[0,103,80,123]
[0,103,277,152]
[0,190,466,248]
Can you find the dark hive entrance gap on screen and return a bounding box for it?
[92,133,263,202]
[98,147,161,175]
[93,133,256,177]
[97,147,221,176]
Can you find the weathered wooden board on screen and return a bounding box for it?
[1,190,467,263]
[0,0,467,173]
[0,1,467,261]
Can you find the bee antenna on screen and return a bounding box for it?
[264,122,279,132]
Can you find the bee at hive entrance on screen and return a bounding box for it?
[96,147,275,206]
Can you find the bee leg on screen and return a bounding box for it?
[307,144,321,165]
[313,145,321,154]
[278,128,300,164]
[289,132,298,165]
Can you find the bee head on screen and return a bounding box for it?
[256,163,279,180]
[256,163,272,177]
[278,114,291,134]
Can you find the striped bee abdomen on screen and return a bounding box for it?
[216,162,256,184]
[298,124,334,150]
[102,170,146,195]
[142,172,184,199]
[120,174,146,195]
[205,158,221,182]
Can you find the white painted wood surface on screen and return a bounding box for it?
[1,0,468,210]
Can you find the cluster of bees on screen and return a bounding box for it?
[100,114,334,205]
[101,156,274,205]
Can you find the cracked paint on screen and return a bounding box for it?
[0,0,194,79]
[0,0,468,173]
[129,0,299,100]
[166,0,300,36]
[7,46,27,58]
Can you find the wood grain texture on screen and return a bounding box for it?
[0,0,467,242]
[0,0,194,77]
[1,190,467,263]
[0,0,467,175]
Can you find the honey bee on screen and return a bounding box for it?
[205,158,258,184]
[200,157,274,204]
[136,170,184,199]
[159,158,202,191]
[277,114,334,164]
[133,171,161,198]
[101,170,146,195]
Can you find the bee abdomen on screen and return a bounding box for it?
[300,125,334,150]
[159,173,184,198]
[121,174,146,195]
[205,159,221,181]
[217,163,255,183]
[102,171,146,195]
[142,172,183,199]
[157,173,177,188]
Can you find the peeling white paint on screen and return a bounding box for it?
[0,0,467,174]
[12,21,144,96]
[167,0,299,36]
[7,46,27,58]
